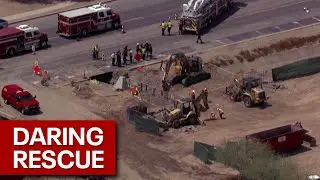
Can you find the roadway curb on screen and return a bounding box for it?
[127,21,320,70]
[0,110,17,120]
[8,0,117,25]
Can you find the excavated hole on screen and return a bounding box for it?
[89,72,114,84]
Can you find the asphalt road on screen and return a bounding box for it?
[9,0,185,47]
[9,0,319,47]
[1,0,320,80]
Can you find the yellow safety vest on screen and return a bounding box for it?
[141,48,145,54]
[167,22,172,28]
[161,23,166,28]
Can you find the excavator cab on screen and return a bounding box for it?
[226,74,267,107]
[179,98,193,115]
[160,52,211,91]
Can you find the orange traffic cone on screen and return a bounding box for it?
[33,60,41,75]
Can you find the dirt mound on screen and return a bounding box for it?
[209,34,320,67]
[72,83,94,99]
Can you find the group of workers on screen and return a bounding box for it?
[109,41,153,67]
[110,46,132,67]
[136,41,153,60]
[161,18,204,43]
[191,89,225,120]
[92,44,100,60]
[161,20,173,36]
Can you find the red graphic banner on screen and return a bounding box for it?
[0,120,116,176]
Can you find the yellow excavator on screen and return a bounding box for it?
[160,52,211,91]
[163,88,209,128]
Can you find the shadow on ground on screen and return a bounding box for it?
[280,145,312,157]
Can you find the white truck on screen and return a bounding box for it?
[179,0,233,33]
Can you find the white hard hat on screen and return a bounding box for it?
[137,43,139,45]
[192,90,195,93]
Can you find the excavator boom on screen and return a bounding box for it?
[193,88,209,117]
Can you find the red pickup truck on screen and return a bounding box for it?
[1,84,40,115]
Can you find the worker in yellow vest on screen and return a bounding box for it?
[167,20,172,36]
[141,47,146,60]
[161,21,166,36]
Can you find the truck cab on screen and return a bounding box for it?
[0,18,8,29]
[88,4,121,30]
[1,84,40,115]
[57,3,121,37]
[16,25,48,49]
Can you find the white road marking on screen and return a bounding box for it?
[312,17,320,21]
[33,81,40,85]
[48,36,59,40]
[274,26,281,30]
[292,21,302,26]
[231,0,313,20]
[157,54,169,57]
[122,17,144,23]
[53,76,59,79]
[215,40,225,44]
[67,75,74,79]
[256,30,263,34]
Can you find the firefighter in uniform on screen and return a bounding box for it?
[178,22,183,35]
[167,20,172,36]
[161,21,166,36]
[149,43,153,59]
[101,52,105,61]
[123,45,128,64]
[116,50,121,67]
[216,107,224,119]
[196,30,203,44]
[136,43,140,54]
[144,41,150,58]
[129,49,133,64]
[92,45,99,59]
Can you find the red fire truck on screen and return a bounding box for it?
[57,3,121,37]
[0,25,48,57]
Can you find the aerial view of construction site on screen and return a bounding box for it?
[1,0,320,179]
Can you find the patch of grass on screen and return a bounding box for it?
[214,140,307,180]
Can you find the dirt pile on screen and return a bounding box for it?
[209,34,320,67]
